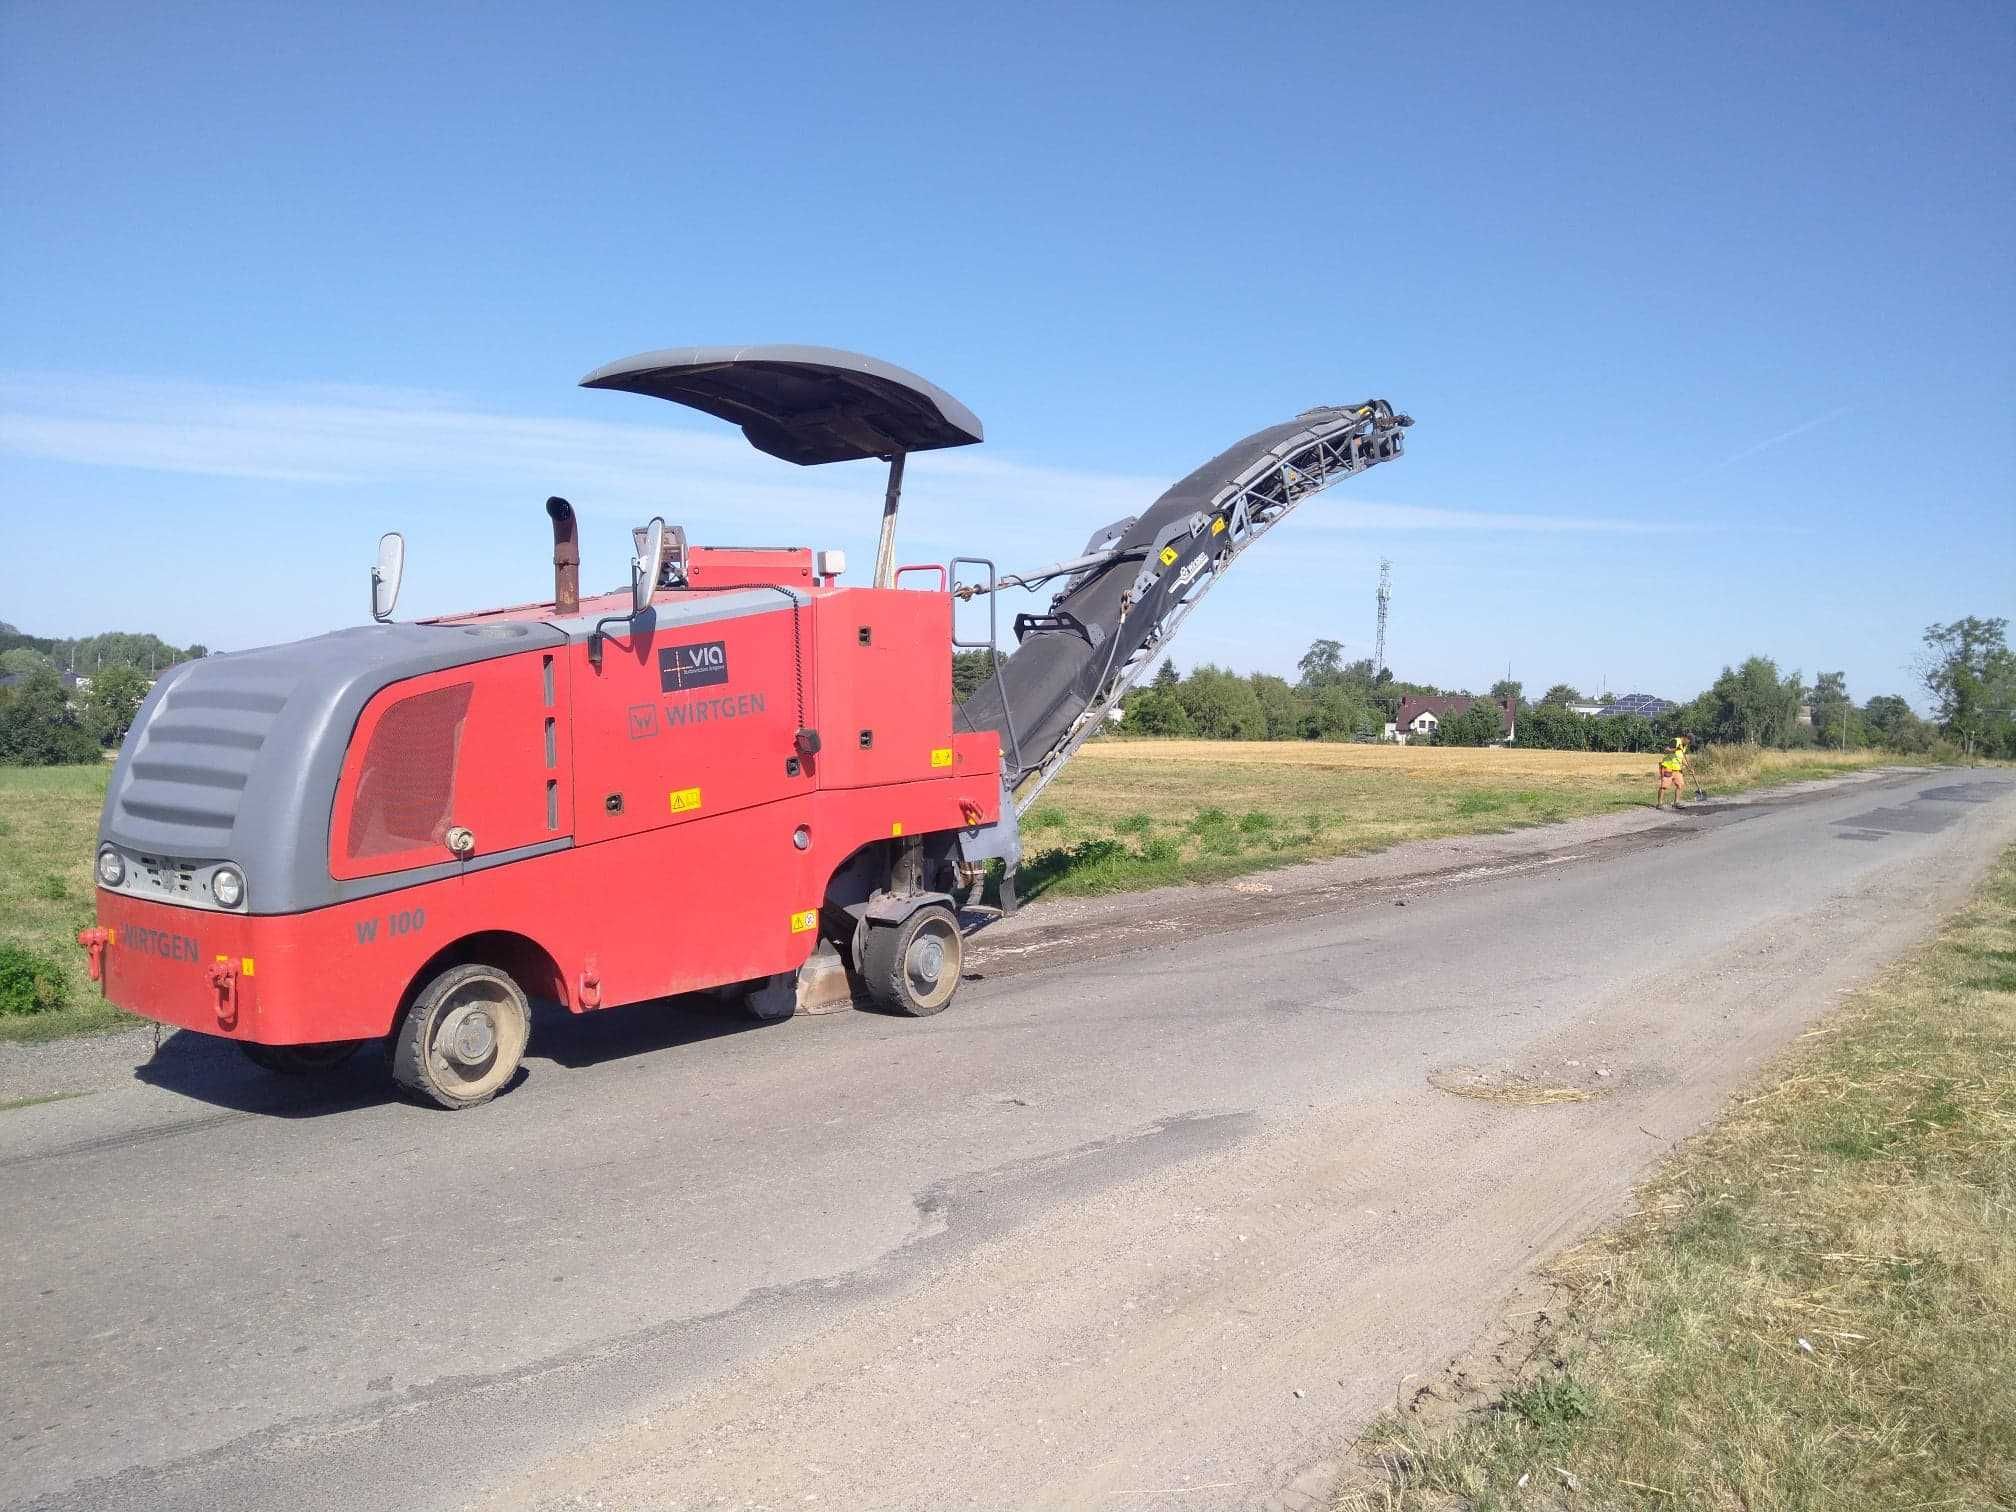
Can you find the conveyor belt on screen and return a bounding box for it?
[956,401,1411,813]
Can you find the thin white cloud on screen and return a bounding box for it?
[1697,403,1853,477]
[0,372,1158,553]
[0,371,1675,543]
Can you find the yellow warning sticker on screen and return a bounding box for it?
[890,821,904,836]
[1159,545,1178,566]
[1211,517,1227,535]
[668,786,703,814]
[930,747,954,767]
[241,957,256,977]
[789,909,819,933]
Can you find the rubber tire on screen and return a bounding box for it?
[240,1039,363,1075]
[389,962,531,1110]
[860,905,963,1017]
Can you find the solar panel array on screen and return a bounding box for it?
[1595,693,1676,717]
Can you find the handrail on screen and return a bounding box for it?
[950,556,1024,779]
[893,563,947,592]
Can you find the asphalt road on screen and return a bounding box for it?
[4,769,2012,1511]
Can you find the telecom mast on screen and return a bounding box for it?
[1373,558,1391,677]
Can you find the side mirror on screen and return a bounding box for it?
[371,532,405,622]
[632,517,666,616]
[591,518,667,671]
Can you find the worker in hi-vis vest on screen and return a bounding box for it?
[1655,734,1690,808]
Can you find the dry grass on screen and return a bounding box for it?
[1340,845,2016,1512]
[1017,740,1893,899]
[1689,742,1891,791]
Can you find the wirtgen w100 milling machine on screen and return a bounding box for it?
[80,346,1410,1107]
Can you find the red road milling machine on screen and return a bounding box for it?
[80,347,1411,1107]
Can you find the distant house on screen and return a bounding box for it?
[1386,695,1517,744]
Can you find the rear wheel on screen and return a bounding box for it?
[240,1039,363,1075]
[861,905,963,1017]
[389,962,530,1109]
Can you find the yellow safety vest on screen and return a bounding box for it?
[1661,745,1686,772]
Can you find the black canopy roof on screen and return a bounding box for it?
[580,344,984,466]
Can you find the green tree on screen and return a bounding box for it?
[82,663,149,746]
[1921,617,2015,756]
[1538,683,1581,707]
[1340,657,1379,689]
[1248,674,1310,741]
[58,631,199,674]
[951,650,995,703]
[1520,702,1593,750]
[1808,670,1857,748]
[1489,678,1523,709]
[1701,656,1804,747]
[1122,686,1194,736]
[1,648,55,676]
[1436,698,1506,747]
[1152,660,1180,690]
[1861,694,1931,752]
[1177,665,1267,740]
[1304,684,1372,740]
[0,669,100,765]
[1296,639,1345,689]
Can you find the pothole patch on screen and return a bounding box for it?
[1429,1067,1602,1106]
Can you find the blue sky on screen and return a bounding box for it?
[3,1,2010,706]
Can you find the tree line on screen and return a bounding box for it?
[0,621,196,766]
[7,614,2009,767]
[953,614,2015,758]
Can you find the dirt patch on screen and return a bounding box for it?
[1331,1271,1580,1508]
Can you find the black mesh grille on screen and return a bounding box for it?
[344,683,472,861]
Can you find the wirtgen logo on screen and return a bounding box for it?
[658,640,729,693]
[122,925,203,962]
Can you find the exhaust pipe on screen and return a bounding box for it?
[546,496,580,616]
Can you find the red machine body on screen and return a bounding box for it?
[89,573,1000,1048]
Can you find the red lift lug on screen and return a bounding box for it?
[207,959,239,1029]
[77,927,110,984]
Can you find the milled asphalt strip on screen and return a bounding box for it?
[958,769,1887,981]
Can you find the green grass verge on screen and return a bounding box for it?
[1340,844,2016,1511]
[0,765,137,1043]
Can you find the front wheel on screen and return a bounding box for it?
[389,962,531,1109]
[240,1039,363,1075]
[861,905,963,1017]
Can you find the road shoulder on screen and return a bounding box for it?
[1330,842,2016,1511]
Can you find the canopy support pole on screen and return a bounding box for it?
[872,451,907,588]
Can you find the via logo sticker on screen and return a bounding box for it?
[658,640,729,693]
